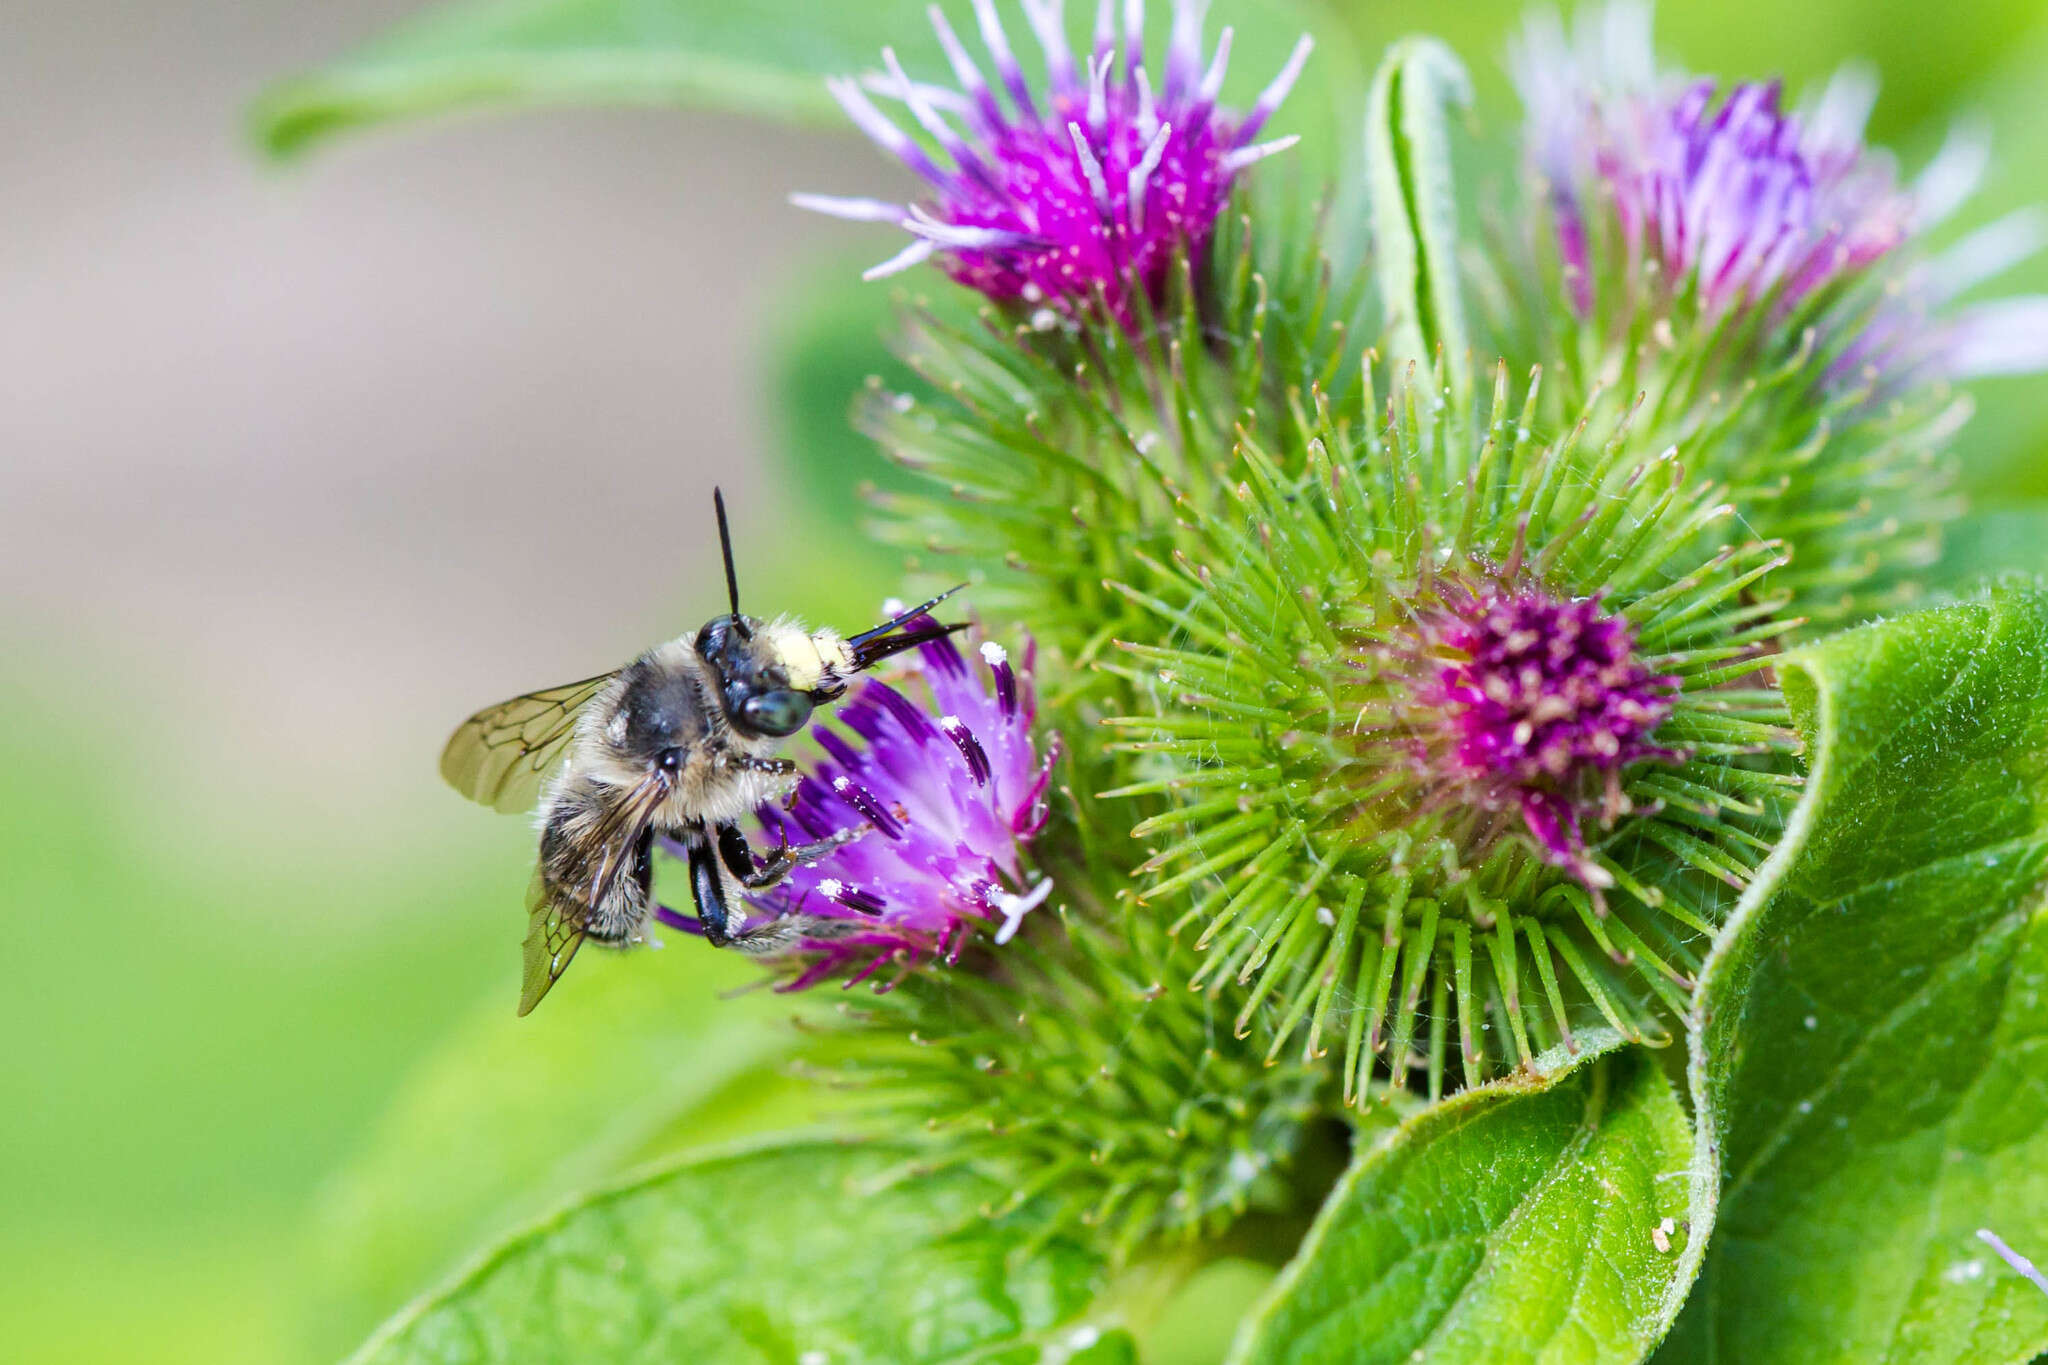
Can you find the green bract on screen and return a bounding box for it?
[826,910,1354,1262]
[1480,205,1969,629]
[254,3,2048,1362]
[863,197,1362,685]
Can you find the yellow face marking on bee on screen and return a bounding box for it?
[767,626,855,693]
[770,628,828,691]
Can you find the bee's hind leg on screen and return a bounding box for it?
[686,839,737,947]
[717,821,866,891]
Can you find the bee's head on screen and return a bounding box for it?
[694,613,818,740]
[696,488,967,742]
[696,490,816,741]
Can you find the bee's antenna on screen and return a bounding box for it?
[713,487,748,637]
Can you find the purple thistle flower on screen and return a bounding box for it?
[676,619,1059,991]
[1512,3,2048,380]
[792,0,1312,314]
[1403,581,1679,889]
[1628,79,1908,312]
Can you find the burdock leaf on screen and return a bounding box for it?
[1362,36,1474,410]
[251,0,1353,171]
[1228,1031,1694,1365]
[346,1138,1117,1364]
[1659,582,2048,1364]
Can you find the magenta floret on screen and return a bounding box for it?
[1411,582,1679,886]
[794,0,1311,315]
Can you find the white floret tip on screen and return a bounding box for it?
[989,877,1054,943]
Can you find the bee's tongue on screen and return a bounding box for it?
[851,618,967,671]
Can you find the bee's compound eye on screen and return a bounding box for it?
[656,746,686,773]
[740,689,813,738]
[695,616,729,656]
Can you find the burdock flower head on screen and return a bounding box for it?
[1528,60,1912,318]
[793,0,1312,314]
[731,616,1059,990]
[1498,3,2048,625]
[1511,2,2048,381]
[1397,581,1679,890]
[1105,361,1798,1102]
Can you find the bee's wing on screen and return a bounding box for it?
[518,868,587,1016]
[441,673,615,813]
[517,779,665,1015]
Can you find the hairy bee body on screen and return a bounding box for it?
[534,773,656,946]
[439,492,963,1015]
[557,637,796,826]
[530,634,814,952]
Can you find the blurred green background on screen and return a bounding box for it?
[6,2,2047,1361]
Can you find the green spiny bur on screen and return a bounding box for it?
[862,195,1362,662]
[1479,41,1981,627]
[811,906,1366,1262]
[819,76,1930,1135]
[1101,355,1799,1101]
[859,196,1363,831]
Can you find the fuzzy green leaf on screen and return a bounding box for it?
[251,0,1353,170]
[1228,1032,1693,1365]
[1362,37,1474,409]
[1662,582,2048,1364]
[347,1138,1119,1364]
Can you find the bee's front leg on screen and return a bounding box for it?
[716,821,866,891]
[727,754,802,809]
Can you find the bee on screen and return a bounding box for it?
[440,489,962,1014]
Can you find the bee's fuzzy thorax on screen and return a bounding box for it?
[568,635,794,818]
